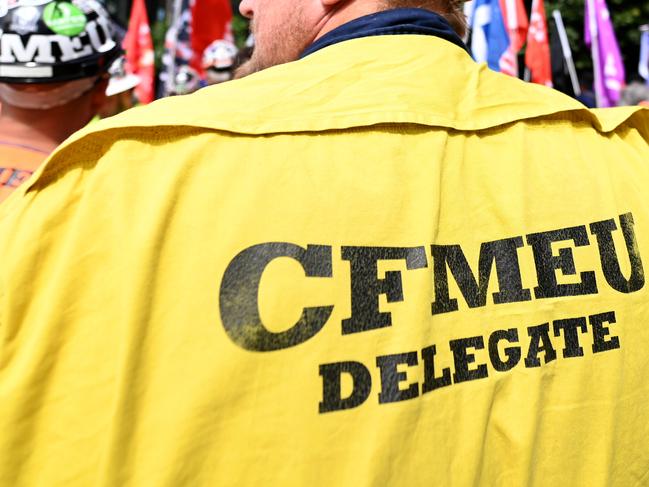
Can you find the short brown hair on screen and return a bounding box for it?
[380,0,467,38]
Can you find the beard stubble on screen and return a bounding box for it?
[234,8,312,79]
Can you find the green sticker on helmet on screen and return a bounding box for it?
[42,2,87,37]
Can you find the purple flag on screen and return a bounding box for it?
[584,0,625,107]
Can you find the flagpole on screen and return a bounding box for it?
[641,24,649,84]
[552,9,581,96]
[586,0,603,107]
[165,0,184,95]
[463,0,474,44]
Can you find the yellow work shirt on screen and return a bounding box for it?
[0,35,648,486]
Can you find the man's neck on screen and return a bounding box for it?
[300,8,467,59]
[312,1,384,42]
[0,103,90,153]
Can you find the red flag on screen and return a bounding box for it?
[525,0,553,87]
[123,0,155,103]
[190,0,233,72]
[499,0,528,76]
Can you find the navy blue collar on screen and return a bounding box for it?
[301,8,467,58]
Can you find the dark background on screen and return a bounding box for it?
[105,0,649,88]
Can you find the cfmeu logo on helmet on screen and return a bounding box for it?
[0,0,121,83]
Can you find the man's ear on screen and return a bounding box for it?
[90,77,110,111]
[321,0,347,7]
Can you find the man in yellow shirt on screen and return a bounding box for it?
[0,0,648,485]
[0,0,120,202]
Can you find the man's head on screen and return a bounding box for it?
[235,0,466,78]
[202,40,239,85]
[380,0,466,37]
[619,82,649,107]
[0,77,109,114]
[0,0,120,117]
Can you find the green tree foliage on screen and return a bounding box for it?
[230,0,250,47]
[544,0,648,81]
[151,12,168,71]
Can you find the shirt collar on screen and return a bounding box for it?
[301,8,467,58]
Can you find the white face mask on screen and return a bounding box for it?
[0,77,98,110]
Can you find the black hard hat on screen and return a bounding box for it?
[0,0,121,83]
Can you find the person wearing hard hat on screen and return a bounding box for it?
[618,81,649,108]
[0,0,648,485]
[202,39,238,85]
[171,64,201,95]
[0,0,120,203]
[97,56,141,119]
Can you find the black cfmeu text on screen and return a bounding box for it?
[218,213,643,413]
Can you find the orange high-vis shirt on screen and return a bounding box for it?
[0,141,47,203]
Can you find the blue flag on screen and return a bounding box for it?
[640,29,649,84]
[470,0,510,71]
